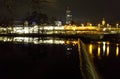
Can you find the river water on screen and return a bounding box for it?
[0,36,119,79]
[85,40,120,79]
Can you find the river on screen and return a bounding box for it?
[0,36,119,79]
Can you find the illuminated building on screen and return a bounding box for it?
[66,6,72,25]
[24,20,29,26]
[102,18,106,26]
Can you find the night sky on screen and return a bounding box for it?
[43,0,120,24]
[0,0,120,24]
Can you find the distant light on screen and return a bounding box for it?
[90,24,92,26]
[107,24,110,27]
[44,26,54,30]
[89,44,93,55]
[97,44,101,58]
[116,44,119,57]
[106,43,109,56]
[103,42,106,55]
[67,48,72,50]
[116,23,119,28]
[81,24,84,27]
[102,18,106,26]
[103,28,106,31]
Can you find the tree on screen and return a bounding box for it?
[25,11,48,25]
[0,0,52,25]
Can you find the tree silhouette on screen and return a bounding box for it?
[0,0,51,25]
[25,11,48,25]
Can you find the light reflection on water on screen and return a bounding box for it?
[116,44,119,57]
[0,36,82,79]
[0,36,120,79]
[86,41,120,79]
[0,36,65,44]
[85,41,120,59]
[0,36,120,58]
[0,36,80,47]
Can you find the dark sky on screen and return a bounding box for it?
[43,0,120,24]
[0,0,120,24]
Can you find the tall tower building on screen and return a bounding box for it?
[102,18,106,26]
[66,6,72,25]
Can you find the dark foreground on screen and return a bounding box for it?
[0,42,82,79]
[0,36,120,79]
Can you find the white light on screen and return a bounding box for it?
[103,42,106,55]
[24,27,29,33]
[44,26,54,30]
[103,28,106,31]
[34,25,38,28]
[54,26,64,30]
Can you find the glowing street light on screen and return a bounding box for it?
[116,23,119,28]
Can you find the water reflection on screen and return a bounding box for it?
[103,42,106,55]
[86,41,120,58]
[116,44,119,57]
[0,37,66,44]
[106,42,110,56]
[0,36,80,46]
[97,44,101,59]
[0,36,120,79]
[0,36,120,58]
[0,37,82,79]
[89,44,93,55]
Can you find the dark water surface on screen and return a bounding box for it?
[85,41,120,79]
[0,37,120,79]
[0,37,81,79]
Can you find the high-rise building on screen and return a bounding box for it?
[66,6,72,25]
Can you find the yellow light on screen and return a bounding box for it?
[98,24,101,27]
[116,23,119,28]
[81,24,84,27]
[72,26,76,31]
[72,41,78,45]
[107,24,110,28]
[97,44,101,59]
[90,24,92,26]
[106,44,109,56]
[102,18,106,25]
[116,44,119,57]
[66,40,70,44]
[106,41,110,45]
[89,44,93,55]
